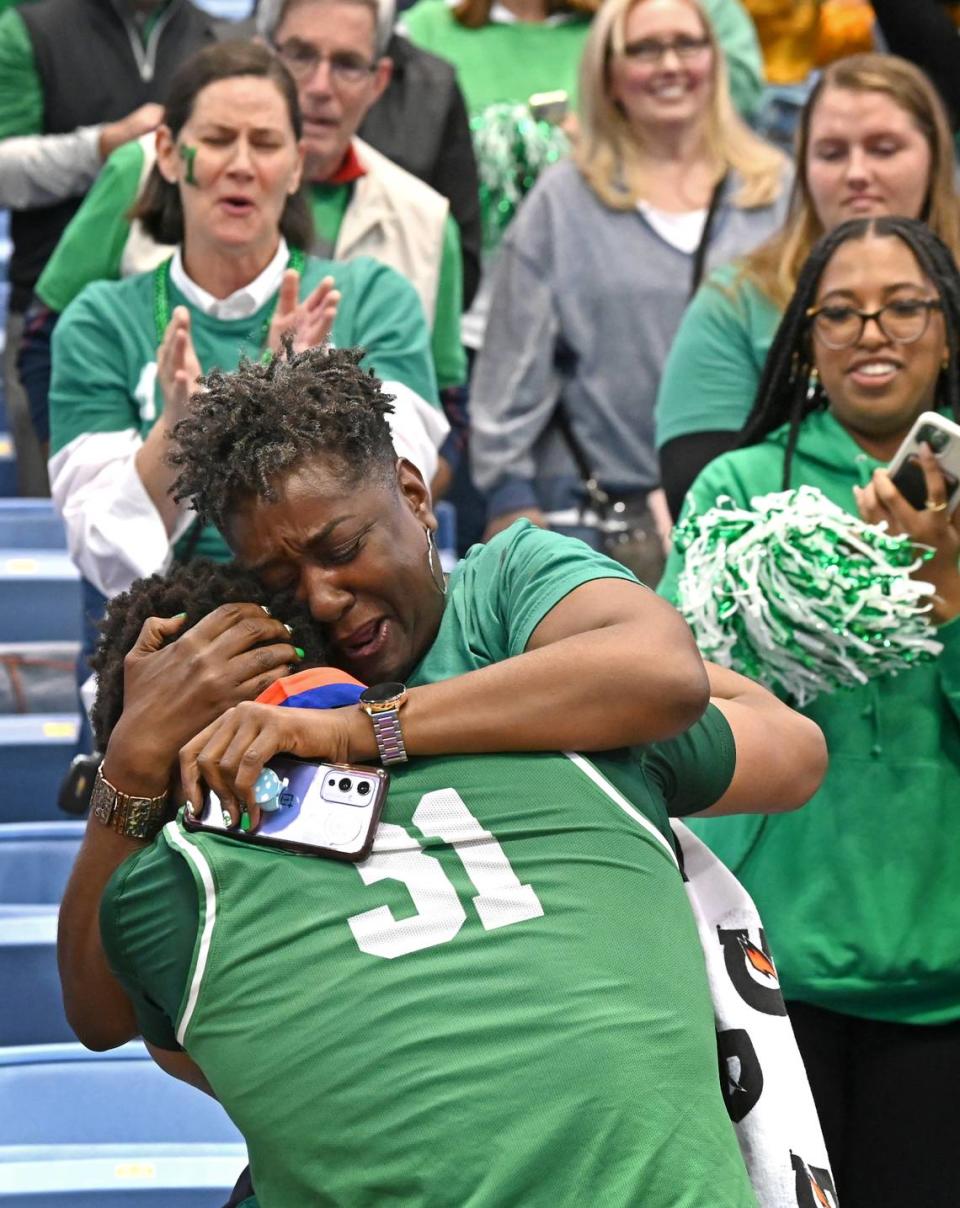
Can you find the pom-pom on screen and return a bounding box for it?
[674,485,942,705]
[471,102,569,249]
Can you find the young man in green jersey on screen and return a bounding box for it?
[61,553,828,1208]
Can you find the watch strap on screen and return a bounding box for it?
[367,705,408,766]
[90,765,170,840]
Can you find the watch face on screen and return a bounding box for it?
[359,681,406,706]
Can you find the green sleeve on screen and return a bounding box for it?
[484,521,639,657]
[36,140,145,312]
[343,258,440,406]
[100,844,201,1052]
[699,0,763,120]
[654,270,771,450]
[641,703,736,817]
[49,282,138,453]
[431,214,467,390]
[0,9,42,137]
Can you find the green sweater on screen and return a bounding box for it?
[49,254,439,564]
[402,0,762,121]
[659,409,960,1025]
[35,139,466,390]
[654,264,781,450]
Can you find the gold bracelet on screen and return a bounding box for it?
[90,765,170,840]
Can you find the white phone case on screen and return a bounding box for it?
[190,757,388,862]
[887,411,960,511]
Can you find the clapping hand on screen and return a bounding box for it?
[267,269,340,356]
[157,306,202,427]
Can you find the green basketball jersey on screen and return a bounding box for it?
[160,752,754,1207]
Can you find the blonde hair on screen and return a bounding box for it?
[575,0,785,211]
[452,0,599,30]
[741,53,960,309]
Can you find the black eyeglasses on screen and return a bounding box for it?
[275,40,378,85]
[621,36,711,65]
[806,298,943,350]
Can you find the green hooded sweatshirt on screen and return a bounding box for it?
[659,408,960,1025]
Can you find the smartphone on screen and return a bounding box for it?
[184,757,389,863]
[529,90,569,125]
[887,411,960,511]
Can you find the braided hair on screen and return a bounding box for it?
[738,216,960,488]
[168,344,397,532]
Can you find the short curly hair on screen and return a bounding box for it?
[89,559,327,751]
[167,344,398,531]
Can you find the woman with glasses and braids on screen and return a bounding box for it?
[656,52,960,520]
[659,215,960,1207]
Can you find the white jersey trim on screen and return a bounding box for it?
[163,821,218,1047]
[563,752,679,868]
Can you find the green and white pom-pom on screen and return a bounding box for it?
[674,485,942,705]
[471,102,570,249]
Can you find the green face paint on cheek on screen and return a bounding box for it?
[178,144,198,186]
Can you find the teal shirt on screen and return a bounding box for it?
[654,264,782,450]
[658,410,960,1024]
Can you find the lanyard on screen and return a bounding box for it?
[152,247,308,351]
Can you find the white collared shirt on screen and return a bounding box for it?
[169,238,290,320]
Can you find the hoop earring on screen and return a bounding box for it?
[426,527,447,597]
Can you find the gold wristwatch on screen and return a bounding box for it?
[358,681,409,765]
[90,765,170,840]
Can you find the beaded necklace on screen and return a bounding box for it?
[152,247,308,352]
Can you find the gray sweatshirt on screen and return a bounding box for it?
[470,158,788,518]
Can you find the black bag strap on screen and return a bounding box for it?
[690,171,729,299]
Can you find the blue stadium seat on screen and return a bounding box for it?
[0,549,81,642]
[0,821,83,904]
[0,904,71,1043]
[0,499,66,550]
[0,1042,246,1206]
[0,715,81,822]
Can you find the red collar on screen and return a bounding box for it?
[325,143,368,185]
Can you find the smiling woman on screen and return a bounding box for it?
[46,40,445,604]
[469,0,787,583]
[658,216,960,1205]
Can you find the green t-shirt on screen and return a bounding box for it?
[0,7,41,138]
[403,0,762,121]
[48,254,440,563]
[36,141,467,389]
[102,745,751,1208]
[654,265,782,450]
